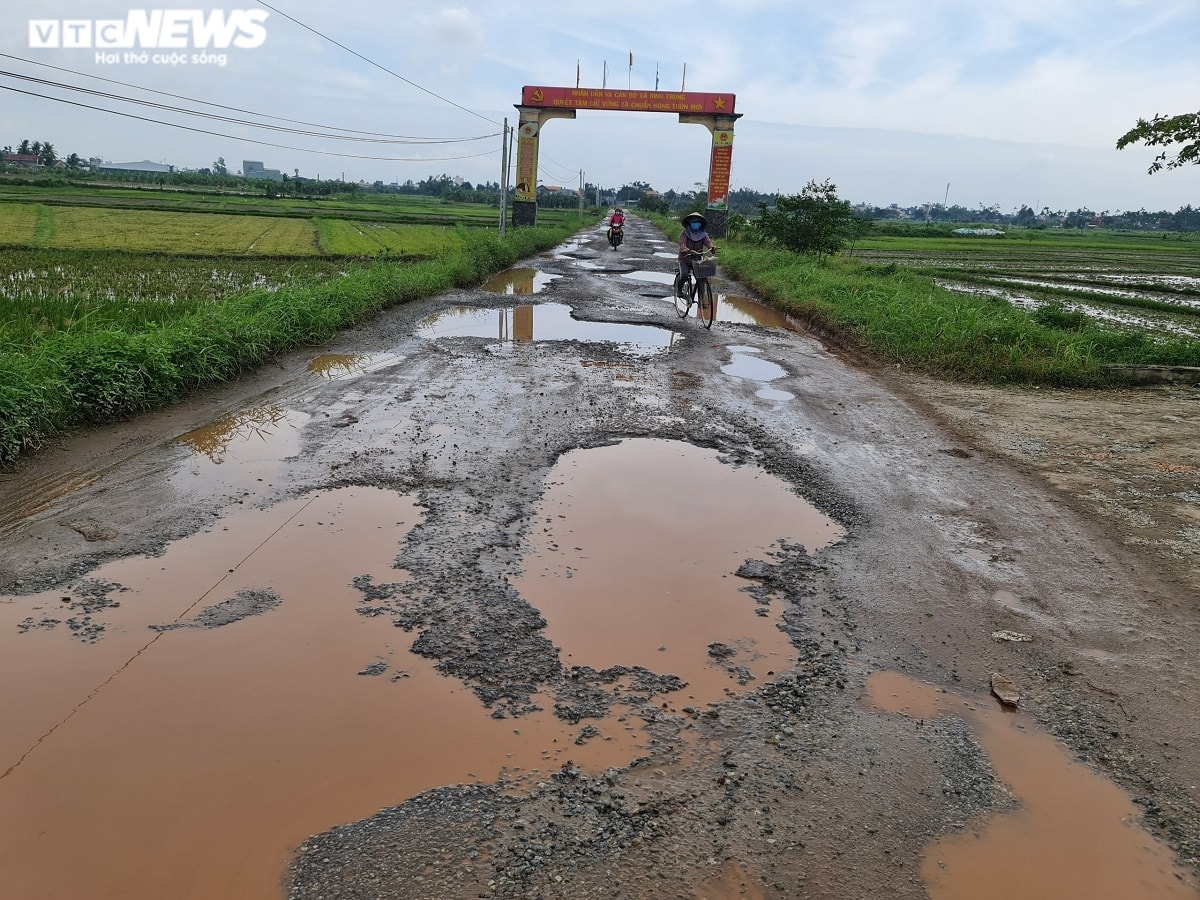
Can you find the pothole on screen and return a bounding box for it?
[721,347,794,401]
[514,438,843,705]
[481,268,560,294]
[868,670,1200,900]
[0,487,644,900]
[417,303,672,355]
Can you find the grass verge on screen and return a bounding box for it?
[645,214,1199,386]
[0,224,575,467]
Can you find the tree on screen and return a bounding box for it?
[756,179,862,259]
[212,156,227,176]
[65,152,82,169]
[38,142,57,167]
[17,139,31,155]
[1117,111,1200,173]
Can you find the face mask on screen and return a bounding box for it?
[689,222,702,232]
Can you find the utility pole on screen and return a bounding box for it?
[578,170,585,220]
[498,118,509,236]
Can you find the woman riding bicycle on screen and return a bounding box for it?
[675,212,716,297]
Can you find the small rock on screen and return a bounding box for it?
[991,630,1033,642]
[990,673,1020,707]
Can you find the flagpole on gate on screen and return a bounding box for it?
[628,51,632,89]
[681,62,687,90]
[602,60,607,88]
[655,62,659,91]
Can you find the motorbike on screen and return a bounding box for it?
[607,220,624,250]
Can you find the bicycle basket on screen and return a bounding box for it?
[693,261,717,278]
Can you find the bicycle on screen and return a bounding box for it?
[673,248,717,329]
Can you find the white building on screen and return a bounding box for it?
[243,160,283,181]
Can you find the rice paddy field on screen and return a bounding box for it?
[0,181,584,464]
[853,230,1200,340]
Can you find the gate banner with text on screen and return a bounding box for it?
[522,86,735,115]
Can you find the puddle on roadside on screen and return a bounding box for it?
[418,303,671,355]
[171,406,309,495]
[621,269,678,286]
[717,294,806,331]
[306,351,404,380]
[867,670,1200,900]
[514,439,843,705]
[175,406,306,465]
[721,346,794,401]
[481,267,559,294]
[0,487,645,900]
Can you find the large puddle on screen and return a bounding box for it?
[481,267,559,294]
[0,487,644,900]
[868,670,1200,899]
[418,302,672,354]
[515,439,843,704]
[722,346,794,401]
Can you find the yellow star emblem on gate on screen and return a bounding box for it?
[713,96,727,110]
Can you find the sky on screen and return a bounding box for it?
[2,0,1199,213]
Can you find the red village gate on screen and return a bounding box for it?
[513,86,741,237]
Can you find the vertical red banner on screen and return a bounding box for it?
[514,121,539,202]
[708,130,734,208]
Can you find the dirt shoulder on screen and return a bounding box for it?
[889,375,1200,600]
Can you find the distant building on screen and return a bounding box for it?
[2,153,41,170]
[96,160,175,174]
[242,160,283,181]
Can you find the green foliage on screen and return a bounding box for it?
[637,194,671,215]
[1116,111,1200,173]
[756,179,867,259]
[1032,303,1091,331]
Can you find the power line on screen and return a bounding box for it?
[0,84,501,163]
[256,1,502,127]
[0,70,495,145]
[0,52,483,142]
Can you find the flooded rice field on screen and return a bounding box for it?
[856,243,1200,340]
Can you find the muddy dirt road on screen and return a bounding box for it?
[1,216,1198,899]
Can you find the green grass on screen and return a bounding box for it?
[635,205,1200,388]
[314,220,468,256]
[0,223,577,466]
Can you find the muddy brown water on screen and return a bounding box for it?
[417,302,672,354]
[514,438,844,704]
[868,671,1200,900]
[0,435,841,899]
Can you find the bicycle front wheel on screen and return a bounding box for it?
[673,278,692,318]
[696,279,715,329]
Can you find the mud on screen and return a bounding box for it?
[1,215,1198,899]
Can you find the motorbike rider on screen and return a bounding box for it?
[675,211,716,296]
[607,207,626,246]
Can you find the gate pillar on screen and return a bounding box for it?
[512,106,577,228]
[679,112,743,238]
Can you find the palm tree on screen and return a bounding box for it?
[38,142,57,166]
[30,141,42,158]
[65,152,82,169]
[17,139,32,155]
